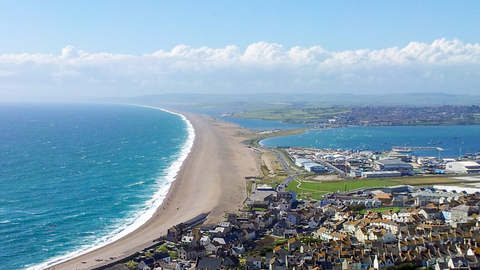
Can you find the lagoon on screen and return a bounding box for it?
[260,125,480,158]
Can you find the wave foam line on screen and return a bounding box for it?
[28,104,195,270]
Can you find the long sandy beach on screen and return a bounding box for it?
[47,111,260,270]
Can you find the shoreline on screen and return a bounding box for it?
[44,108,260,270]
[30,105,196,270]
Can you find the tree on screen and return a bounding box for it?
[124,260,138,270]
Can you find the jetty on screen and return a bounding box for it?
[392,146,444,152]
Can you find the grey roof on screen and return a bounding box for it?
[452,205,470,211]
[153,252,170,260]
[196,257,222,270]
[304,162,324,168]
[376,159,411,166]
[137,261,150,270]
[222,255,240,267]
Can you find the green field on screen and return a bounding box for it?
[287,174,480,200]
[287,179,399,199]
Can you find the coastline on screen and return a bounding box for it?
[44,109,260,270]
[31,105,196,270]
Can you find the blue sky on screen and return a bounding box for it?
[1,1,478,54]
[0,1,479,99]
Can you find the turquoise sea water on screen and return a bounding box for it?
[0,103,192,270]
[261,125,480,158]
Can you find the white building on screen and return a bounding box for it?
[446,161,480,174]
[374,159,414,176]
[295,158,312,167]
[303,162,327,173]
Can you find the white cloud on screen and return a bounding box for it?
[1,38,480,99]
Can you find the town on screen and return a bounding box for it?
[112,146,480,270]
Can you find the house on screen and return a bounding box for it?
[287,238,302,251]
[355,227,368,243]
[243,228,256,240]
[368,229,396,243]
[137,260,151,270]
[392,195,407,207]
[153,252,171,263]
[448,256,469,268]
[435,261,449,270]
[182,235,197,246]
[166,226,184,241]
[279,199,291,211]
[451,205,473,223]
[245,255,263,270]
[200,235,211,246]
[269,258,286,270]
[373,254,394,270]
[222,255,240,269]
[195,257,222,270]
[286,213,298,226]
[419,208,442,220]
[342,257,361,270]
[205,241,222,253]
[179,246,206,260]
[273,220,289,236]
[373,193,392,205]
[273,246,289,263]
[308,217,319,229]
[230,243,245,254]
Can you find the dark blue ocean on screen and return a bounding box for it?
[260,125,480,158]
[0,103,193,270]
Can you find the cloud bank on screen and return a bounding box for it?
[1,38,479,99]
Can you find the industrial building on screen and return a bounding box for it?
[382,185,411,194]
[295,158,313,167]
[303,162,327,173]
[446,161,480,174]
[374,159,414,176]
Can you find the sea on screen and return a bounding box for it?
[0,103,194,270]
[2,105,479,270]
[260,125,480,158]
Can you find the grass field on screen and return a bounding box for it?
[287,179,399,199]
[287,174,480,200]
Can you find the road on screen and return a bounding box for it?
[270,148,293,174]
[267,147,303,192]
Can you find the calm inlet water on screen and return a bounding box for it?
[0,103,192,270]
[261,125,480,157]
